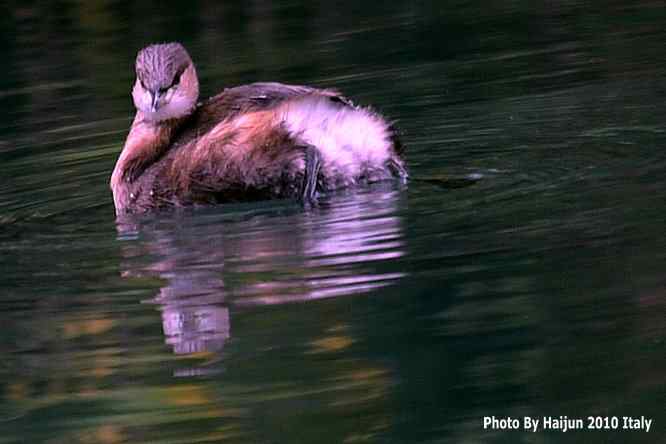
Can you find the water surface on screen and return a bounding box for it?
[1,1,665,443]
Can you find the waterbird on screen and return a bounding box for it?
[110,42,408,214]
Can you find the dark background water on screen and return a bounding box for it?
[1,1,665,443]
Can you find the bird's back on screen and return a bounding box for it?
[173,82,351,144]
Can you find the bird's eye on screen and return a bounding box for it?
[171,72,182,87]
[158,86,168,94]
[139,79,146,89]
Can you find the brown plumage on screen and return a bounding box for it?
[110,43,407,214]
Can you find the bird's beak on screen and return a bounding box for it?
[150,92,160,113]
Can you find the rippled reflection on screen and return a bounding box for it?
[117,188,406,366]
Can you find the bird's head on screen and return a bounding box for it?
[133,42,199,122]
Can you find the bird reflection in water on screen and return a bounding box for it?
[116,187,407,374]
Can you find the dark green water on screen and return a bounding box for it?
[1,1,665,443]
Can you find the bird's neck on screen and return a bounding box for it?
[110,111,186,213]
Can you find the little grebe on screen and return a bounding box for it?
[110,42,407,214]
